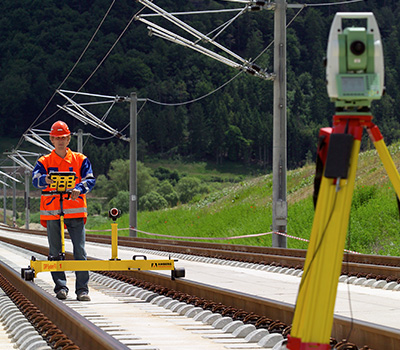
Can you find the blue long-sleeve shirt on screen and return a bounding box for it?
[32,148,95,194]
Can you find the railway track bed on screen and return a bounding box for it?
[0,226,399,349]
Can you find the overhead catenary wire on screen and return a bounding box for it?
[139,8,246,17]
[74,3,151,94]
[145,4,306,107]
[252,5,305,63]
[138,0,247,64]
[218,0,252,3]
[23,130,53,151]
[0,180,10,188]
[208,5,250,41]
[146,70,244,107]
[57,104,122,138]
[304,0,365,7]
[89,133,119,141]
[14,0,365,151]
[117,99,148,134]
[23,135,53,153]
[16,2,146,149]
[218,0,364,6]
[15,0,117,150]
[138,1,274,81]
[75,8,144,95]
[140,0,362,109]
[140,0,363,107]
[57,91,119,133]
[0,171,21,183]
[7,153,36,171]
[140,6,250,43]
[144,21,243,69]
[58,89,120,100]
[56,90,129,141]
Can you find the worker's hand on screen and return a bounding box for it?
[45,175,54,185]
[70,188,81,200]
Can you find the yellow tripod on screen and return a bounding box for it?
[287,113,400,349]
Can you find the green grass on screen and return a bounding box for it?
[86,176,275,246]
[348,184,400,255]
[42,142,400,256]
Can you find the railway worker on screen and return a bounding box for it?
[32,120,96,302]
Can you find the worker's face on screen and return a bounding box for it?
[50,135,71,152]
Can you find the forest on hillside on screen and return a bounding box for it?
[1,0,400,176]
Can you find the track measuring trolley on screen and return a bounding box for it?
[21,172,185,282]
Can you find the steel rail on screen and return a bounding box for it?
[86,235,400,278]
[112,270,400,350]
[1,232,400,349]
[0,258,130,350]
[2,225,400,277]
[7,225,400,263]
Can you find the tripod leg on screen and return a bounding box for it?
[288,137,361,349]
[368,124,400,199]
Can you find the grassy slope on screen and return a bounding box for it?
[87,142,400,256]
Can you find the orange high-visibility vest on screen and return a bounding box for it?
[38,149,88,227]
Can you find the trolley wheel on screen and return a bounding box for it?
[21,268,35,281]
[21,267,29,279]
[171,267,185,280]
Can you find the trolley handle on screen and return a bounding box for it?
[132,255,147,260]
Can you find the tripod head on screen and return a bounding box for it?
[326,12,384,112]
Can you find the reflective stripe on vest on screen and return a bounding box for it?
[41,207,88,217]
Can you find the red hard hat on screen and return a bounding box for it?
[50,121,71,137]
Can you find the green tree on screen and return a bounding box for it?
[153,167,180,184]
[109,191,129,214]
[224,125,253,163]
[157,180,179,207]
[139,191,168,211]
[1,1,400,170]
[93,159,158,201]
[175,176,208,203]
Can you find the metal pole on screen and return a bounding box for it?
[3,177,6,225]
[272,0,287,248]
[24,170,30,229]
[77,129,83,153]
[129,92,138,237]
[12,161,16,227]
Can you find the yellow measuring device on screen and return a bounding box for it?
[22,172,185,281]
[48,171,76,192]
